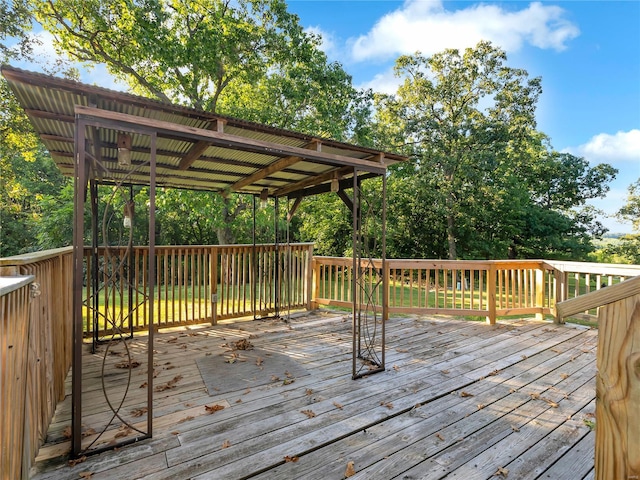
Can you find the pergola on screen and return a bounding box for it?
[1,66,407,456]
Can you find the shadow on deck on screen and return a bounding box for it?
[31,312,597,480]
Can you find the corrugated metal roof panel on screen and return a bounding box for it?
[2,66,408,198]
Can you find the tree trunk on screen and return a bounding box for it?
[446,191,457,260]
[215,196,236,245]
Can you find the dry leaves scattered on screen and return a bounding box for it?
[477,404,485,410]
[78,471,93,479]
[380,401,393,409]
[155,375,183,392]
[139,381,148,389]
[63,425,72,439]
[68,455,87,467]
[393,365,400,371]
[460,391,474,398]
[205,404,225,414]
[255,357,264,366]
[167,336,178,343]
[130,407,148,418]
[115,426,133,439]
[488,369,501,376]
[494,466,509,477]
[441,369,450,374]
[511,425,520,432]
[177,416,194,424]
[233,338,254,351]
[333,401,344,410]
[115,360,141,369]
[222,440,232,449]
[301,409,316,418]
[436,433,445,441]
[345,461,356,478]
[81,428,96,438]
[305,389,313,396]
[284,455,299,463]
[560,373,569,379]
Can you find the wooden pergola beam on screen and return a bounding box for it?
[178,119,226,170]
[227,140,321,194]
[274,166,353,197]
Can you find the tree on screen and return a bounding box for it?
[31,0,368,246]
[375,42,616,260]
[603,180,640,264]
[377,41,542,259]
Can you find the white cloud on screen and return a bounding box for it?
[350,0,579,62]
[356,68,402,95]
[568,129,640,164]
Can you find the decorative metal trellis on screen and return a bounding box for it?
[72,119,156,456]
[351,170,387,379]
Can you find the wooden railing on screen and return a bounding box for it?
[83,243,314,336]
[312,257,639,324]
[0,248,74,480]
[547,260,640,321]
[312,257,555,323]
[556,276,640,479]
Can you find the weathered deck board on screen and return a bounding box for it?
[30,312,598,480]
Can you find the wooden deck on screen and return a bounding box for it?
[31,311,598,480]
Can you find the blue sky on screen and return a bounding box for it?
[289,0,639,234]
[18,0,640,234]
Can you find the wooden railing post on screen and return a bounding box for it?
[553,268,567,324]
[535,265,544,321]
[596,296,640,479]
[310,256,320,310]
[487,264,497,325]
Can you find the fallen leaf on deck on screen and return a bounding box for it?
[115,426,132,438]
[244,388,251,394]
[255,357,264,366]
[235,398,242,403]
[345,461,356,477]
[460,391,474,397]
[521,355,527,360]
[167,336,178,343]
[488,369,501,376]
[285,370,294,378]
[171,431,179,435]
[284,455,299,463]
[441,370,450,374]
[222,440,231,449]
[63,426,72,439]
[560,373,569,379]
[233,338,254,350]
[436,433,445,441]
[301,409,316,418]
[542,397,559,408]
[78,471,93,479]
[283,378,295,385]
[131,407,148,418]
[205,404,225,414]
[177,416,194,424]
[68,455,86,467]
[271,375,281,382]
[494,466,509,477]
[380,401,394,409]
[81,428,96,438]
[511,426,520,432]
[333,401,344,410]
[477,404,485,410]
[139,382,148,389]
[393,365,400,371]
[155,375,183,392]
[115,360,141,369]
[306,389,313,396]
[529,392,541,400]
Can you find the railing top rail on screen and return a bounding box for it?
[544,260,640,277]
[0,247,73,267]
[83,242,314,251]
[557,274,640,318]
[0,274,35,297]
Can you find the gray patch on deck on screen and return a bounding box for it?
[196,349,309,396]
